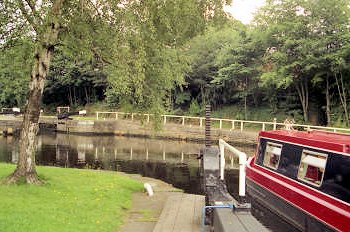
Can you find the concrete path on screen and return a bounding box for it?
[153,193,204,232]
[117,174,205,232]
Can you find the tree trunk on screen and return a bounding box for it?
[6,0,64,184]
[73,87,77,105]
[326,75,331,126]
[69,87,73,106]
[335,72,349,126]
[84,86,89,104]
[295,77,309,122]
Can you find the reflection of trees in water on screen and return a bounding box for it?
[0,136,17,163]
[1,134,247,195]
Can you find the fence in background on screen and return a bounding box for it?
[95,111,350,133]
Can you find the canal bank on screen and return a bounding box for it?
[1,117,258,146]
[57,119,258,145]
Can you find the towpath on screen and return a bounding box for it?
[118,174,205,232]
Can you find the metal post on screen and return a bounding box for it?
[164,115,167,125]
[273,118,277,130]
[115,112,118,120]
[240,121,244,132]
[262,123,265,131]
[219,142,225,180]
[219,120,222,129]
[219,139,247,197]
[131,113,134,121]
[146,148,149,160]
[200,118,203,127]
[205,105,211,148]
[96,112,99,120]
[182,117,185,126]
[147,114,150,123]
[231,120,235,130]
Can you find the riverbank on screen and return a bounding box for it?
[0,117,259,146]
[0,163,143,232]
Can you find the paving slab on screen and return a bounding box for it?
[153,193,205,232]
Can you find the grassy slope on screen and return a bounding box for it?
[0,164,143,232]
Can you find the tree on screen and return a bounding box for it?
[255,0,350,124]
[2,0,228,184]
[183,22,244,108]
[0,39,33,108]
[44,49,107,107]
[308,0,350,126]
[3,0,66,184]
[213,28,263,119]
[105,1,229,112]
[254,0,314,122]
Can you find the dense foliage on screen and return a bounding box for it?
[1,0,349,127]
[183,0,350,126]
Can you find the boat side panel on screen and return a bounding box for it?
[247,179,335,232]
[246,160,350,232]
[256,138,350,204]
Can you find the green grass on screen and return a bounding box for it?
[0,163,143,232]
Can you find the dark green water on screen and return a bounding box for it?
[0,133,256,195]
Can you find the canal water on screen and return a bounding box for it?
[0,133,256,196]
[0,133,297,231]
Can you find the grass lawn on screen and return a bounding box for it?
[0,163,143,232]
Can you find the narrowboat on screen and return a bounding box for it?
[246,130,350,232]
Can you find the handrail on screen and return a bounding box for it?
[219,139,247,197]
[95,111,350,133]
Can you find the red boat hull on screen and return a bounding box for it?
[246,157,350,232]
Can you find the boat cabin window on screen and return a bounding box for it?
[297,150,327,187]
[263,142,282,170]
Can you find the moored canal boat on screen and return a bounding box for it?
[246,130,350,231]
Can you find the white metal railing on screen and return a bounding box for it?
[219,139,247,197]
[95,111,350,133]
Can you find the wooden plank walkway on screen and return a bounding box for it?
[153,192,205,232]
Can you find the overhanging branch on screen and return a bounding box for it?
[18,0,39,33]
